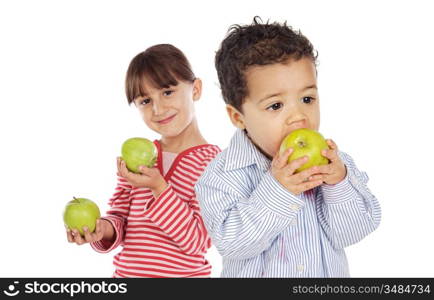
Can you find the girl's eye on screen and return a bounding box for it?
[163,90,173,96]
[302,96,316,104]
[267,102,283,111]
[141,98,151,105]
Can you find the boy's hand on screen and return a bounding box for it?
[271,148,324,195]
[66,219,112,245]
[117,157,168,197]
[306,139,347,185]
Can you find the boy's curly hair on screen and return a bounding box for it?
[215,17,318,112]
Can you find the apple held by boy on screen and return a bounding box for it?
[63,197,101,236]
[279,128,329,173]
[121,137,158,173]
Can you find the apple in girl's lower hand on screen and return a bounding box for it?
[279,128,330,173]
[63,197,101,236]
[121,137,158,173]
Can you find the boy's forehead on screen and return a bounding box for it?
[244,58,317,100]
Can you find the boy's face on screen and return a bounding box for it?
[133,78,201,138]
[227,57,320,159]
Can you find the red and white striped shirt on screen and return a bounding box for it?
[91,141,221,278]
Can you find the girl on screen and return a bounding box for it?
[66,44,221,278]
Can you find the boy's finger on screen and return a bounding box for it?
[322,148,339,163]
[286,155,309,175]
[307,174,327,182]
[314,164,333,175]
[326,139,338,151]
[299,180,323,192]
[293,165,321,184]
[273,148,293,169]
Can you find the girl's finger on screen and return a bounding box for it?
[117,158,124,176]
[83,226,93,243]
[120,160,131,178]
[73,230,85,245]
[96,220,104,238]
[138,166,152,175]
[66,229,74,243]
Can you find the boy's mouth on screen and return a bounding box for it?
[287,120,308,133]
[156,114,177,124]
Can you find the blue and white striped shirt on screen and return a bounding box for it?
[195,129,381,277]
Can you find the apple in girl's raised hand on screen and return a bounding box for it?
[279,128,330,173]
[121,137,158,173]
[63,197,101,236]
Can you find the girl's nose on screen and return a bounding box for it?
[152,100,166,115]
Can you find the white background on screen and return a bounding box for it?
[1,0,433,277]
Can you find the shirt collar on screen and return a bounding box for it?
[224,129,271,172]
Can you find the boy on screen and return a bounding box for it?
[195,18,381,277]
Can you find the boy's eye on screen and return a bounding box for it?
[267,102,283,111]
[301,96,315,104]
[163,90,173,96]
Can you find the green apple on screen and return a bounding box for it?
[121,137,158,173]
[63,197,101,236]
[279,128,330,173]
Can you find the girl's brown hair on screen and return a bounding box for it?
[125,44,196,104]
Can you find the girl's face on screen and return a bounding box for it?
[133,78,202,138]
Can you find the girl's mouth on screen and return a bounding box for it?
[156,114,176,124]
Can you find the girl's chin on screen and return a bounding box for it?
[155,128,183,139]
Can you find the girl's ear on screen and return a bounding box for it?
[226,104,245,129]
[192,78,202,101]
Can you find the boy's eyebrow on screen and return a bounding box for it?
[257,84,317,103]
[257,93,282,103]
[302,84,318,91]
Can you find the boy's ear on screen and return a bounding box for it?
[192,78,202,101]
[226,104,245,129]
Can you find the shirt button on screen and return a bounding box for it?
[289,203,301,211]
[297,264,305,272]
[290,218,297,226]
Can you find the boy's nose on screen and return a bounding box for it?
[285,111,307,128]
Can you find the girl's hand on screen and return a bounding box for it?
[306,139,347,185]
[117,157,168,197]
[66,219,112,245]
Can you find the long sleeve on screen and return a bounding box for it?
[143,183,211,256]
[91,176,132,253]
[196,165,305,260]
[317,151,382,250]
